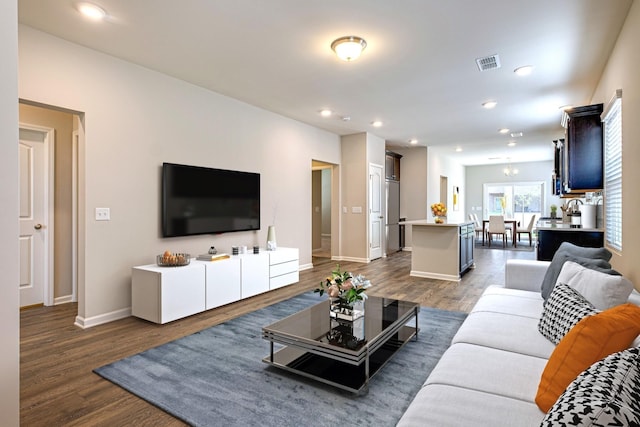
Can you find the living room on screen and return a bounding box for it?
[2,1,640,425]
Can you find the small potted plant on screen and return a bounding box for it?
[550,204,558,218]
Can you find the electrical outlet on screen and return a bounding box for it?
[95,207,110,221]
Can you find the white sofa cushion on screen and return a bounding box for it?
[558,260,634,310]
[452,311,556,359]
[538,283,598,345]
[472,287,544,319]
[397,384,544,427]
[424,343,548,402]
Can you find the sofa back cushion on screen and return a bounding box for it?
[557,260,634,310]
[541,347,640,425]
[540,242,615,301]
[536,303,640,412]
[538,283,598,345]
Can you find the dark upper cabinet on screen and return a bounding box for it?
[561,103,604,194]
[385,151,402,181]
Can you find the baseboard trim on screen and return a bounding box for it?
[299,262,314,271]
[54,295,74,305]
[330,256,370,264]
[74,307,131,329]
[410,270,460,282]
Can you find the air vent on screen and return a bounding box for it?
[476,54,501,72]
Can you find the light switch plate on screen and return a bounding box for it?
[96,207,110,221]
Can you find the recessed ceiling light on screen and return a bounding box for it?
[482,100,497,109]
[320,109,332,117]
[498,128,510,134]
[76,2,106,20]
[514,65,533,76]
[455,147,463,152]
[371,120,383,127]
[510,132,523,138]
[409,139,418,145]
[507,141,517,147]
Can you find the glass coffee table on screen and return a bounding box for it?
[262,296,420,393]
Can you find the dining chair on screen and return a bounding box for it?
[470,213,483,240]
[516,215,537,246]
[487,215,508,247]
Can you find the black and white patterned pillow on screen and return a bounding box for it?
[538,283,599,345]
[541,347,640,426]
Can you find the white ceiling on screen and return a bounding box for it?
[17,0,633,165]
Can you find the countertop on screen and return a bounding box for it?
[400,220,474,227]
[536,220,603,232]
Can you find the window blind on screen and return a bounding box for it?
[603,90,622,251]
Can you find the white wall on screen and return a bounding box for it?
[18,25,341,326]
[0,0,20,424]
[591,0,640,284]
[427,147,466,223]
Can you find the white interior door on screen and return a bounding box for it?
[19,127,50,307]
[369,164,383,260]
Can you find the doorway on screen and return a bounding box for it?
[312,161,333,264]
[19,101,82,309]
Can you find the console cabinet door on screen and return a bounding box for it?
[240,253,270,298]
[204,257,241,310]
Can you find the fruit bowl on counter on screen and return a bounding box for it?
[157,251,190,267]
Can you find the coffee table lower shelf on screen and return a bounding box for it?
[262,324,417,394]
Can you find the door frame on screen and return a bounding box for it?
[19,122,55,306]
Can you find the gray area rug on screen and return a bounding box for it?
[95,292,466,426]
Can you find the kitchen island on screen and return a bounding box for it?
[401,220,475,281]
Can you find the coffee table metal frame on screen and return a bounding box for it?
[262,297,419,394]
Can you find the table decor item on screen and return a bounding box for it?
[157,251,190,267]
[315,264,370,321]
[431,202,447,224]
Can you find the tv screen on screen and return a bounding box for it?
[162,163,260,237]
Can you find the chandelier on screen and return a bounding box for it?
[503,162,519,176]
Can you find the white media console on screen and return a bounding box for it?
[131,247,299,324]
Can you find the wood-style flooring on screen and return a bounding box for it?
[20,244,535,426]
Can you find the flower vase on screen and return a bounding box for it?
[329,298,364,321]
[434,216,445,224]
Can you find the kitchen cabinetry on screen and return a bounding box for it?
[459,223,474,274]
[385,151,401,181]
[557,104,604,195]
[537,229,604,261]
[132,247,299,324]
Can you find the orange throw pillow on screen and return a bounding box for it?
[536,303,640,412]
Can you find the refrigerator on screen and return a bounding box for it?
[386,180,401,253]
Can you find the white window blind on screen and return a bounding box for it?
[603,90,622,251]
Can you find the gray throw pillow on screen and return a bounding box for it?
[540,243,615,301]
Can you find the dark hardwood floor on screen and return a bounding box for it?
[20,244,535,426]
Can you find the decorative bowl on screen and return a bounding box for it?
[156,253,191,267]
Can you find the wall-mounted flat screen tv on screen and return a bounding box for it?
[162,162,260,237]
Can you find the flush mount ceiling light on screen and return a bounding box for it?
[331,36,367,61]
[514,65,534,76]
[482,100,497,109]
[76,2,106,20]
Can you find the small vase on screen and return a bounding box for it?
[329,298,364,321]
[266,225,277,251]
[434,216,445,224]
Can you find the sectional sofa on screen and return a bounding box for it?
[398,243,640,426]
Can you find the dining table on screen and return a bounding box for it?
[482,219,519,247]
